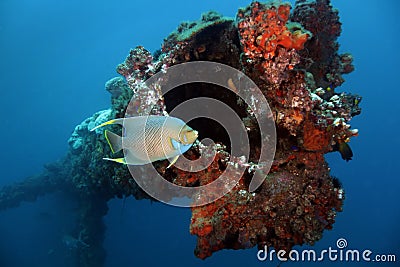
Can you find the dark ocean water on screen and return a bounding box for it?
[0,0,399,266]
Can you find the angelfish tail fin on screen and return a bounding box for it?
[104,130,123,153]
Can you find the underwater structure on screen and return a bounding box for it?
[0,0,361,266]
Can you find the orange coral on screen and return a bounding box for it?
[303,121,330,151]
[238,2,310,61]
[290,109,304,125]
[292,30,309,50]
[194,223,213,237]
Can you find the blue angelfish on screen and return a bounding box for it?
[91,115,198,168]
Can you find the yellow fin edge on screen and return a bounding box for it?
[103,157,126,164]
[104,130,116,153]
[167,155,179,169]
[90,119,117,132]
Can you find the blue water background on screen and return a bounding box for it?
[0,0,399,266]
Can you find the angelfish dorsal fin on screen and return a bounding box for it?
[90,118,124,132]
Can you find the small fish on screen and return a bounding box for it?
[91,115,198,168]
[338,142,353,161]
[333,142,353,162]
[353,95,362,105]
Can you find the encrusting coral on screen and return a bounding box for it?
[237,1,311,85]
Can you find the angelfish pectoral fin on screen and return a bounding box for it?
[103,157,127,164]
[166,155,180,169]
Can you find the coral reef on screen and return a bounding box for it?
[160,0,360,259]
[162,11,241,68]
[0,0,361,265]
[104,77,133,118]
[190,168,343,259]
[291,0,354,90]
[237,1,311,85]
